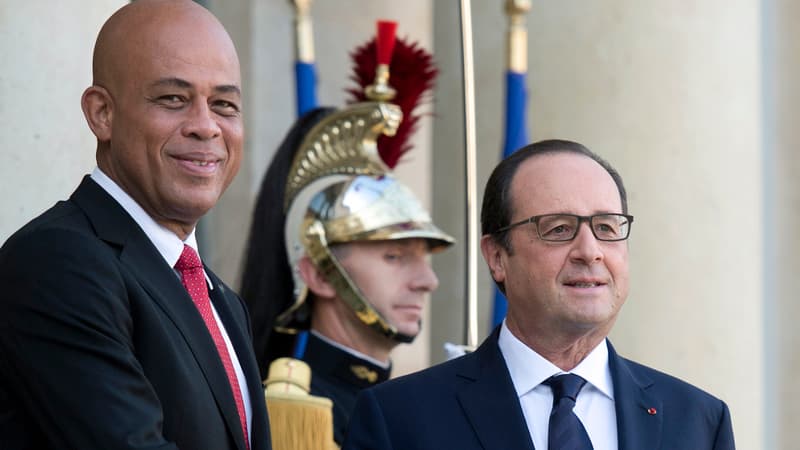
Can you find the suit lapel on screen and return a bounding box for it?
[70,176,135,245]
[124,246,246,450]
[456,328,536,450]
[71,177,248,450]
[207,273,270,450]
[608,341,663,450]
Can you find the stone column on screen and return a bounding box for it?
[0,1,126,242]
[765,0,800,447]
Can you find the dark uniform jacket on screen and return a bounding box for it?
[304,332,390,445]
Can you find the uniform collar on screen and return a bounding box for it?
[304,332,391,388]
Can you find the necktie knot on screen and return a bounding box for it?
[544,373,593,449]
[545,373,587,404]
[175,244,202,272]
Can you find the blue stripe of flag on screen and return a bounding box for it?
[492,70,529,328]
[295,61,318,117]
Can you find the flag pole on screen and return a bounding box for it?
[458,0,479,349]
[290,0,318,117]
[262,7,330,450]
[491,0,532,328]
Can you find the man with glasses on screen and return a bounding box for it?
[343,139,734,449]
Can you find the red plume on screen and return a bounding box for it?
[346,27,438,169]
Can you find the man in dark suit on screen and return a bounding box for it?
[0,1,270,449]
[343,139,735,449]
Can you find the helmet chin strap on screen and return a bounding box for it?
[356,313,417,344]
[306,221,420,345]
[305,220,405,343]
[390,326,417,344]
[277,175,453,337]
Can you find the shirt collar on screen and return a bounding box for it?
[90,167,200,268]
[571,336,614,400]
[498,320,614,401]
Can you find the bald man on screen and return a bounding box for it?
[0,1,270,449]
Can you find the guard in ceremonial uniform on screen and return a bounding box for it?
[240,22,453,447]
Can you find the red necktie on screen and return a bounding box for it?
[175,244,249,450]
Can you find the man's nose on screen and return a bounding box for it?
[411,259,439,292]
[183,101,222,140]
[568,222,603,264]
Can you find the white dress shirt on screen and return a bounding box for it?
[498,320,618,450]
[91,167,252,443]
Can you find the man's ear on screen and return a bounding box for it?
[298,256,337,299]
[480,235,507,284]
[81,85,113,142]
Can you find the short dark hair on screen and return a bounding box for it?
[481,139,628,253]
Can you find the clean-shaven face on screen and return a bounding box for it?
[338,238,439,337]
[97,6,242,234]
[497,153,629,338]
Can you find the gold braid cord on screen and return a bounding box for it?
[283,102,402,211]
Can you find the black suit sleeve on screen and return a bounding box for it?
[0,228,177,450]
[342,389,395,450]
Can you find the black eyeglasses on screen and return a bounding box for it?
[494,213,634,242]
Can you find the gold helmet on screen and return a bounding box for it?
[276,100,454,341]
[279,173,453,341]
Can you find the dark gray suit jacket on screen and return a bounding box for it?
[343,328,734,449]
[0,176,271,450]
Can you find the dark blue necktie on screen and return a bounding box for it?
[544,374,594,450]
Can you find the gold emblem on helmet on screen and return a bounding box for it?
[284,102,401,211]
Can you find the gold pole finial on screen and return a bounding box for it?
[290,0,314,63]
[505,0,531,73]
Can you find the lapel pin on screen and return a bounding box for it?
[647,407,657,415]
